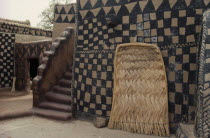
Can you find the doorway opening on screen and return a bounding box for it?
[29,58,39,80]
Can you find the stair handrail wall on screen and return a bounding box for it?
[32,27,75,106]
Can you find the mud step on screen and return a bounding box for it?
[43,51,54,57]
[39,101,72,112]
[53,85,71,95]
[45,92,71,104]
[59,79,71,88]
[63,72,72,80]
[37,64,46,76]
[32,108,72,120]
[41,57,48,64]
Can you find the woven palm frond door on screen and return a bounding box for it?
[108,43,170,136]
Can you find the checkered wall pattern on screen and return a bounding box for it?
[195,10,210,138]
[73,51,114,116]
[0,32,15,88]
[77,18,116,51]
[73,0,210,132]
[54,4,76,23]
[160,43,197,131]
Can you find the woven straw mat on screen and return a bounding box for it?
[108,43,170,136]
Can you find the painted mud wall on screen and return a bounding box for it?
[0,20,52,43]
[52,4,76,41]
[0,32,15,88]
[0,18,30,26]
[15,34,51,43]
[0,21,52,38]
[15,41,52,90]
[196,9,210,138]
[72,0,210,132]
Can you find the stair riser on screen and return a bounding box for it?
[53,87,71,95]
[45,96,71,105]
[63,73,72,80]
[63,76,72,80]
[39,105,71,113]
[59,82,71,88]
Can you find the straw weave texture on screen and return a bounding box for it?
[108,43,170,136]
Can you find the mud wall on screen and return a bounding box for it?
[196,9,210,138]
[0,32,15,88]
[0,22,52,38]
[52,4,76,41]
[15,41,52,90]
[15,34,52,43]
[72,0,210,132]
[0,18,30,26]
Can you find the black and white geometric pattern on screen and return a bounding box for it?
[0,22,52,37]
[136,8,202,47]
[73,51,114,116]
[54,4,76,23]
[73,0,210,132]
[77,18,116,51]
[15,41,51,90]
[53,4,76,41]
[196,9,210,138]
[0,32,15,87]
[160,43,197,131]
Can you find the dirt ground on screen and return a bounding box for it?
[0,116,175,138]
[0,89,175,138]
[0,89,32,116]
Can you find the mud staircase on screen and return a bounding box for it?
[32,27,75,121]
[33,68,73,120]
